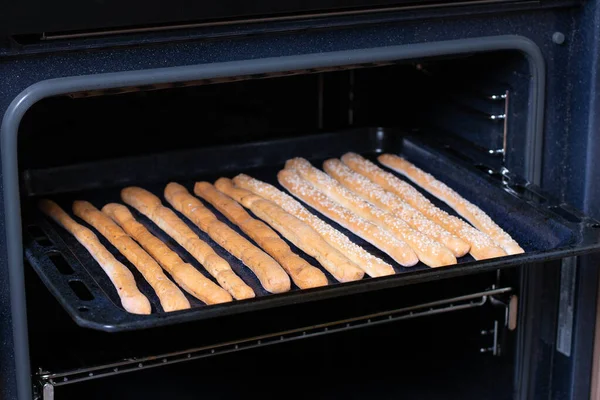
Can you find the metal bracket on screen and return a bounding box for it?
[480,320,501,355]
[479,285,517,356]
[35,383,54,400]
[487,89,510,164]
[501,89,509,165]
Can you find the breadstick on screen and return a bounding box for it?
[377,153,524,255]
[215,178,364,281]
[121,187,255,300]
[194,182,328,289]
[278,168,418,267]
[164,183,290,294]
[232,174,394,277]
[338,153,506,260]
[38,199,151,315]
[324,157,468,258]
[286,158,456,268]
[73,201,190,312]
[102,203,232,305]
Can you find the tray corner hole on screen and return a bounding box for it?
[27,225,52,247]
[47,251,74,275]
[548,205,582,223]
[69,280,94,301]
[78,306,90,313]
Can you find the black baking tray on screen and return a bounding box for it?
[22,128,600,331]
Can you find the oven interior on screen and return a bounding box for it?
[18,51,529,172]
[17,50,567,399]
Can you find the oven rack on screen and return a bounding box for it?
[34,286,513,400]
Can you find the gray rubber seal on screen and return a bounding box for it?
[0,34,544,399]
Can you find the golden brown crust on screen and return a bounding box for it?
[194,181,328,289]
[338,153,506,260]
[73,201,190,312]
[38,199,151,315]
[121,187,255,300]
[232,174,393,278]
[102,203,232,305]
[164,183,290,294]
[326,156,469,258]
[216,178,364,282]
[377,154,523,255]
[286,158,456,268]
[278,168,418,267]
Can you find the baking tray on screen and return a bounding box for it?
[22,127,600,331]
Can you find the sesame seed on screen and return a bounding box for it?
[278,169,416,267]
[339,153,501,252]
[288,158,448,260]
[234,174,394,274]
[377,154,521,253]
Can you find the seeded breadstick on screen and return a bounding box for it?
[165,183,290,294]
[338,153,506,260]
[278,169,418,267]
[121,187,255,300]
[194,182,328,289]
[103,203,232,305]
[73,201,190,312]
[324,157,468,258]
[286,158,456,268]
[232,174,394,277]
[38,199,151,315]
[377,153,523,255]
[215,178,364,282]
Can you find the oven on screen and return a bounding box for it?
[2,1,600,399]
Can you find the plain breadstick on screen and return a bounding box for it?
[164,183,290,294]
[38,199,151,315]
[194,182,328,289]
[121,187,255,300]
[73,201,190,312]
[286,158,456,268]
[232,174,394,278]
[102,203,232,305]
[339,153,506,260]
[215,178,365,282]
[278,168,418,267]
[324,158,468,258]
[377,153,524,255]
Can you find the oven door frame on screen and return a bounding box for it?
[0,35,545,400]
